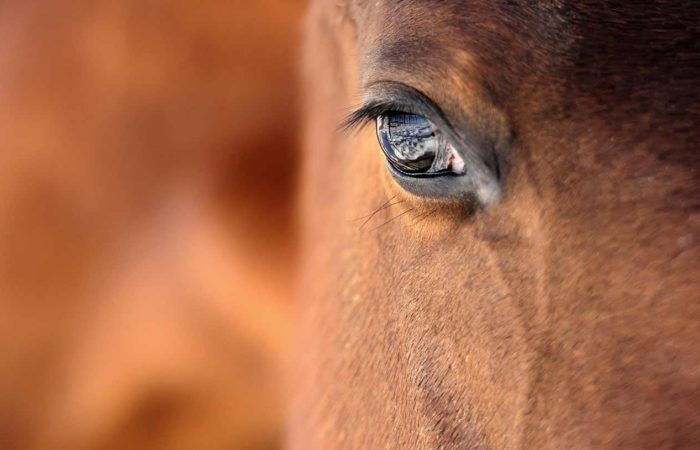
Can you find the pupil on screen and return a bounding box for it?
[378,113,437,172]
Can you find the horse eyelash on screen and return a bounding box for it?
[339,101,399,134]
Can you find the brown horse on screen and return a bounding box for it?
[292,1,700,448]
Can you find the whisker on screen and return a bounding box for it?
[350,195,400,221]
[354,200,404,223]
[410,209,430,223]
[411,208,439,225]
[358,200,405,229]
[369,208,415,232]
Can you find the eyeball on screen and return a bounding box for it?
[376,112,465,176]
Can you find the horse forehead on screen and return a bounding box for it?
[340,0,545,105]
[343,1,700,130]
[345,1,548,47]
[341,1,572,100]
[343,1,700,75]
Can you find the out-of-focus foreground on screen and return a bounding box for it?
[0,1,304,449]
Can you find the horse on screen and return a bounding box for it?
[291,1,700,447]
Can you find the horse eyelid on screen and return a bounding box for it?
[339,102,394,134]
[339,91,451,136]
[345,83,458,137]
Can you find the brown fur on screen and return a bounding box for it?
[292,1,700,448]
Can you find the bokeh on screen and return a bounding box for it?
[0,1,305,448]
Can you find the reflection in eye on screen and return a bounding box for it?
[376,112,465,176]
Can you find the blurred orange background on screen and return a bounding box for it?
[0,1,305,448]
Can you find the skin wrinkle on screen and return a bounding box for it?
[514,145,556,447]
[471,219,532,449]
[293,1,700,448]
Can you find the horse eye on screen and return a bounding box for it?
[376,112,465,176]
